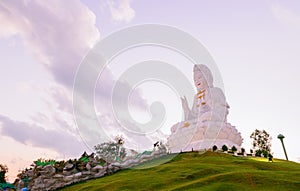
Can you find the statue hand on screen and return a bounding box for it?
[181,96,190,120]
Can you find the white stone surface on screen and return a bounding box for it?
[167,65,243,152]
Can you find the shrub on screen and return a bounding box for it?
[255,149,262,157]
[241,148,245,154]
[34,159,56,166]
[231,146,237,152]
[212,145,218,152]
[0,164,8,183]
[263,150,269,158]
[222,145,228,152]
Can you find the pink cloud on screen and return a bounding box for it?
[0,115,85,156]
[0,0,100,86]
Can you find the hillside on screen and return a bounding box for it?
[59,151,300,191]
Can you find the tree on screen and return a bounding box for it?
[250,129,272,158]
[212,145,218,152]
[0,164,8,183]
[241,148,245,154]
[222,145,228,152]
[94,135,126,163]
[231,146,237,153]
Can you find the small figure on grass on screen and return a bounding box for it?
[268,153,273,162]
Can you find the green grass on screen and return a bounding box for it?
[59,151,300,191]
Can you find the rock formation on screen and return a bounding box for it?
[15,148,167,191]
[167,65,243,152]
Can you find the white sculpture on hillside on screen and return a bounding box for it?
[167,64,243,152]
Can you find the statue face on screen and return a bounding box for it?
[194,70,208,91]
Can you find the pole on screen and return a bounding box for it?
[277,134,288,161]
[280,139,288,161]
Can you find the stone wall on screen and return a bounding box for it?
[15,149,167,191]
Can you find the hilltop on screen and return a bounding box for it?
[59,151,300,191]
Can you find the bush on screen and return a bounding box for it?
[222,145,228,152]
[255,149,268,158]
[0,183,15,190]
[212,145,218,152]
[231,146,237,152]
[241,148,245,154]
[255,149,262,157]
[263,150,269,158]
[34,159,56,166]
[0,164,8,183]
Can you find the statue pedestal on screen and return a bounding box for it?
[168,124,241,153]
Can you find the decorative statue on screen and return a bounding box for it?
[167,65,243,152]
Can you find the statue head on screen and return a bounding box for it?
[193,64,213,91]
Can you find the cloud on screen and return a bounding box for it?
[0,0,148,155]
[0,115,84,156]
[108,0,135,23]
[0,0,143,103]
[47,85,73,114]
[271,3,300,29]
[0,0,100,87]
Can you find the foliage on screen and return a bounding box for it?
[241,148,245,154]
[94,140,126,163]
[0,164,8,183]
[114,135,125,145]
[99,161,105,167]
[250,129,272,157]
[255,149,269,158]
[212,145,218,152]
[80,156,89,163]
[0,183,15,189]
[54,161,66,173]
[222,145,228,152]
[231,146,237,152]
[34,159,56,166]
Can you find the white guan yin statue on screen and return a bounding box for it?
[167,64,243,152]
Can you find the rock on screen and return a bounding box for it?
[63,168,76,176]
[16,152,152,191]
[81,176,91,181]
[91,165,103,172]
[86,163,92,170]
[26,169,34,177]
[63,175,73,182]
[43,178,56,187]
[76,162,87,171]
[34,176,43,185]
[40,165,56,176]
[17,180,25,189]
[54,182,65,190]
[74,172,82,179]
[34,183,45,189]
[82,171,91,176]
[63,163,74,171]
[53,174,64,179]
[94,170,106,178]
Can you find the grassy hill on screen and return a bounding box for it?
[59,151,300,191]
